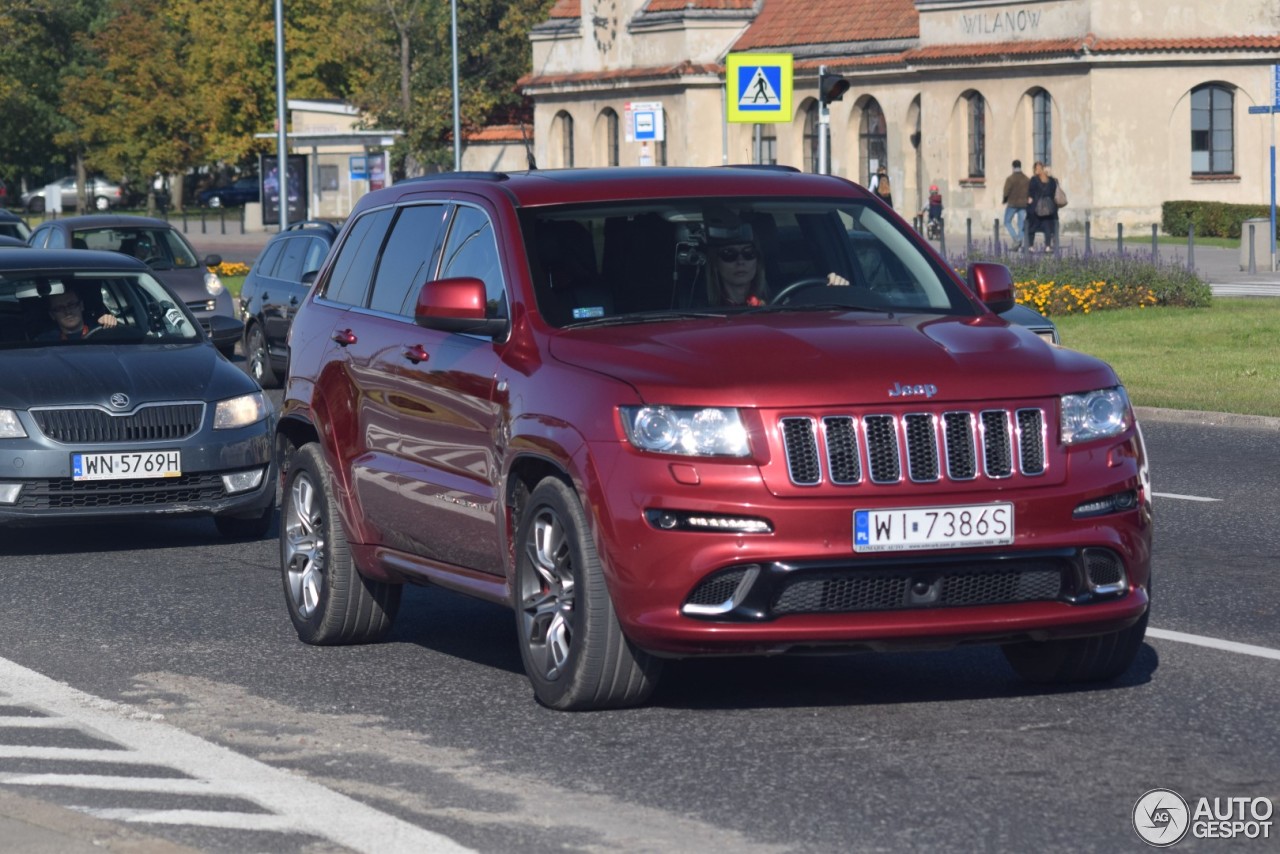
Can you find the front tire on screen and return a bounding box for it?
[281,443,401,645]
[1003,609,1149,683]
[245,323,279,388]
[514,478,662,710]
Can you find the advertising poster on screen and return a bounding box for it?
[259,154,307,225]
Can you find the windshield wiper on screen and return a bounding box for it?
[563,309,727,329]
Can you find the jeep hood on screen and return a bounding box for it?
[547,313,1118,408]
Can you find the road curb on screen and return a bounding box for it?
[1136,406,1280,431]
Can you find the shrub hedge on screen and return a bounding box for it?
[1162,200,1278,239]
[956,249,1213,315]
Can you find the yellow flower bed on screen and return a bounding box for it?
[212,261,251,277]
[1015,279,1159,315]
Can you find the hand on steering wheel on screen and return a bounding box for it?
[769,273,851,305]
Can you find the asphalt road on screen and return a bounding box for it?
[0,410,1277,853]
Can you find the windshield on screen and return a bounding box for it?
[521,197,974,328]
[72,226,200,270]
[0,270,202,349]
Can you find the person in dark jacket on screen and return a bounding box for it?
[1024,161,1060,253]
[1002,160,1030,248]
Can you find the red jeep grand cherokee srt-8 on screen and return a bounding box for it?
[274,167,1151,710]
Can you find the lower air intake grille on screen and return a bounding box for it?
[772,561,1065,615]
[16,475,228,509]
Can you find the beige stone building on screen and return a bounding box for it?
[522,0,1280,231]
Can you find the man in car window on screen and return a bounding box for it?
[39,291,118,341]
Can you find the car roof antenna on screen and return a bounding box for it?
[519,121,537,171]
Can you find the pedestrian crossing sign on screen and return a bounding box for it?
[726,53,792,123]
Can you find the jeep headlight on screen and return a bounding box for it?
[214,392,267,429]
[1061,387,1131,445]
[0,409,26,439]
[620,406,749,457]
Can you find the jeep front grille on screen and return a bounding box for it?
[780,408,1046,487]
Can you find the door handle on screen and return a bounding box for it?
[403,344,430,364]
[289,295,298,305]
[331,328,356,346]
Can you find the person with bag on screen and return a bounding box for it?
[870,166,893,210]
[1025,161,1060,253]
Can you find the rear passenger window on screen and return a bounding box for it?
[323,208,393,307]
[368,205,449,316]
[302,238,327,278]
[440,206,507,319]
[253,240,285,278]
[275,237,308,284]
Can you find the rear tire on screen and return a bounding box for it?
[1003,609,1149,683]
[280,443,401,645]
[245,323,279,388]
[514,478,662,710]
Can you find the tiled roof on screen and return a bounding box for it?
[645,0,755,10]
[520,60,721,89]
[733,0,917,51]
[905,39,1081,62]
[547,0,579,18]
[1088,35,1280,53]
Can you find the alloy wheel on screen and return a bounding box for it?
[519,507,577,681]
[283,470,325,617]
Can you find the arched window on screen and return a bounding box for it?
[602,108,620,167]
[755,124,777,165]
[967,92,986,178]
[1032,89,1052,166]
[1192,84,1234,174]
[804,101,820,173]
[860,99,888,185]
[557,112,575,168]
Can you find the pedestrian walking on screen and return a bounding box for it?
[1001,160,1029,249]
[870,166,893,210]
[1024,161,1060,253]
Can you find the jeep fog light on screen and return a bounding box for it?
[645,509,772,534]
[1073,490,1138,518]
[1061,387,1131,444]
[220,468,265,494]
[0,483,22,504]
[621,406,749,457]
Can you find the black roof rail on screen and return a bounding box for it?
[721,164,802,173]
[400,171,510,185]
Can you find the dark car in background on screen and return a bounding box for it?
[197,177,260,209]
[0,249,274,537]
[0,211,32,243]
[27,215,240,355]
[238,220,337,387]
[273,167,1149,710]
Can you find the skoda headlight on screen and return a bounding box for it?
[0,409,27,439]
[204,270,225,296]
[620,406,749,457]
[214,392,267,430]
[1061,387,1131,445]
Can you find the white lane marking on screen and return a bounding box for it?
[0,774,230,794]
[0,717,86,728]
[72,808,297,831]
[0,747,159,764]
[0,656,474,854]
[1152,492,1222,502]
[1148,628,1280,662]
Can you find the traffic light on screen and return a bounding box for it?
[820,72,850,105]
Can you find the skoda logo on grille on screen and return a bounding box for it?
[109,393,130,410]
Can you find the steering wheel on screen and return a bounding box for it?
[770,276,832,305]
[141,255,165,267]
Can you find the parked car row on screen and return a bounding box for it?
[4,168,1129,713]
[12,173,263,213]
